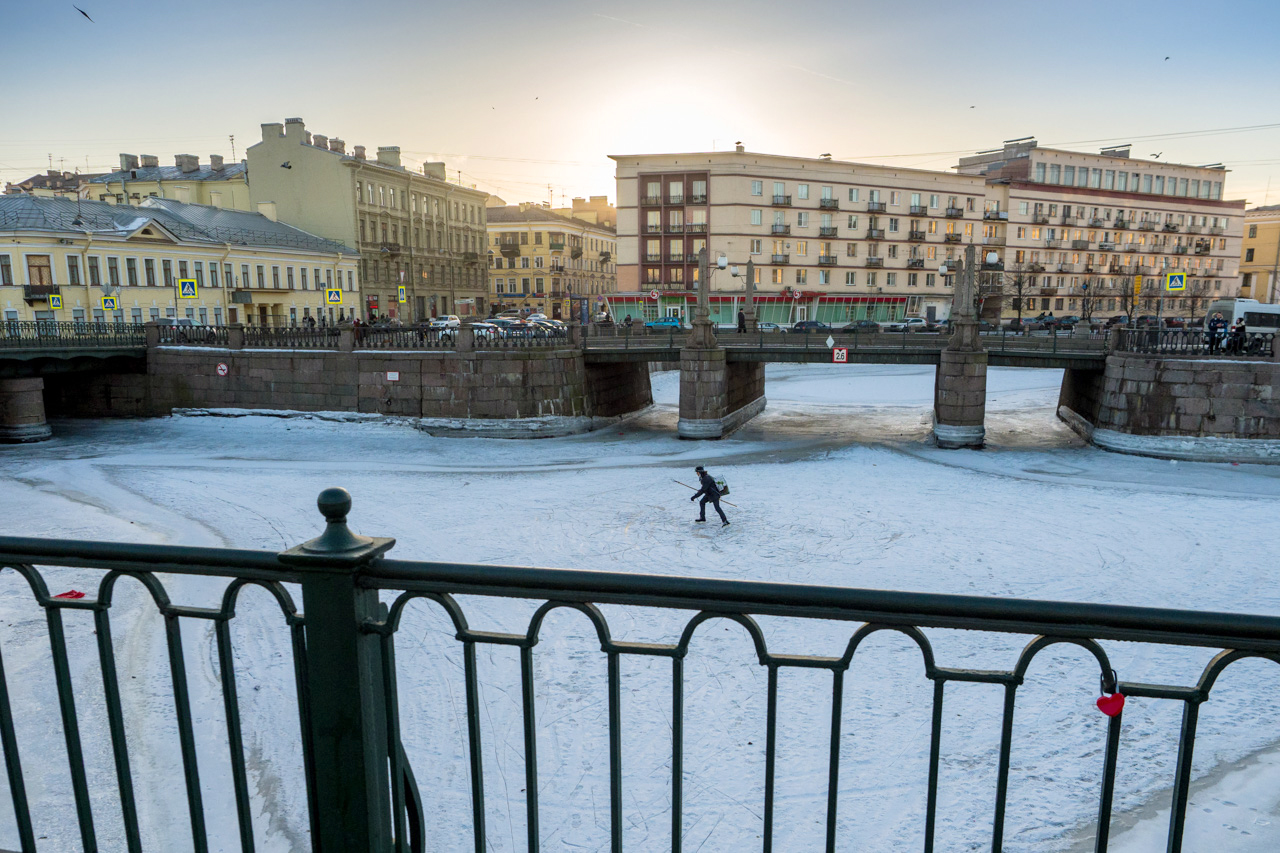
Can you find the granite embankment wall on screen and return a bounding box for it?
[44,347,653,421]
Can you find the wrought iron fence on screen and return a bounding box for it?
[354,326,456,350]
[0,321,147,349]
[0,489,1278,852]
[476,327,571,349]
[155,324,229,347]
[243,326,341,349]
[1118,328,1275,358]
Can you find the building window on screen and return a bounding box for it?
[272,266,281,289]
[888,218,899,233]
[796,241,808,256]
[751,180,762,196]
[1248,225,1258,238]
[771,269,783,284]
[178,261,188,280]
[797,184,809,200]
[241,264,250,287]
[844,271,856,285]
[795,269,807,284]
[193,261,204,287]
[847,215,858,230]
[797,212,809,228]
[107,257,120,287]
[750,239,761,254]
[287,267,295,289]
[848,188,859,203]
[1246,248,1255,262]
[257,265,265,288]
[751,209,762,226]
[1,256,14,286]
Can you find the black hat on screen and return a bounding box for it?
[694,465,705,472]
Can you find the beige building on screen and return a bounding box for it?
[555,196,616,229]
[486,204,616,319]
[0,194,358,325]
[4,170,103,198]
[247,118,489,321]
[610,146,988,325]
[1239,205,1280,302]
[960,139,1244,321]
[86,154,250,210]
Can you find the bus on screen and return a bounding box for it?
[1203,298,1280,333]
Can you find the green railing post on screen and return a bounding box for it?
[280,488,396,853]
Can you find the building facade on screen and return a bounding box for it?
[86,154,250,210]
[610,147,989,325]
[1239,205,1280,302]
[0,195,358,325]
[554,196,616,229]
[3,170,103,198]
[959,140,1244,321]
[247,118,488,322]
[486,204,616,319]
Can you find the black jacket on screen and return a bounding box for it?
[692,470,720,500]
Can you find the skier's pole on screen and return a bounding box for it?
[673,479,739,508]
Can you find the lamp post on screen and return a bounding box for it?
[729,259,756,332]
[939,245,1001,348]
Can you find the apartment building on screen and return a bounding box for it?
[1239,205,1280,302]
[959,139,1244,320]
[87,154,250,210]
[3,170,103,198]
[486,204,616,319]
[247,118,488,321]
[610,146,989,325]
[0,195,358,325]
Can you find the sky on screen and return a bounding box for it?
[4,0,1280,207]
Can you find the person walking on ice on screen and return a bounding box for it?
[691,465,729,526]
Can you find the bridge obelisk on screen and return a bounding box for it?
[933,244,988,449]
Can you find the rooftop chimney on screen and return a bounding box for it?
[257,201,278,222]
[353,145,367,160]
[119,153,139,172]
[328,138,345,154]
[735,143,745,153]
[140,154,159,168]
[283,118,306,141]
[261,122,284,142]
[422,161,446,181]
[376,146,402,168]
[175,154,200,173]
[209,154,224,171]
[313,134,329,150]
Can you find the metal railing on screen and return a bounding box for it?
[476,327,570,349]
[0,320,146,349]
[1118,328,1275,358]
[354,326,457,350]
[243,326,341,349]
[156,324,229,347]
[1,488,1276,852]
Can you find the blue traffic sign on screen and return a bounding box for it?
[1166,272,1186,292]
[178,278,198,298]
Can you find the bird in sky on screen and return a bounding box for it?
[970,105,975,109]
[1151,152,1163,159]
[1165,56,1170,60]
[73,4,93,21]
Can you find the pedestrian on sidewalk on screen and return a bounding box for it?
[691,465,729,525]
[737,310,747,333]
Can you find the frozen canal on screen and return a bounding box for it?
[1,363,1279,852]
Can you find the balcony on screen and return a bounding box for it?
[1072,239,1091,250]
[818,255,838,266]
[549,240,566,250]
[499,242,521,257]
[773,195,792,206]
[640,195,662,206]
[1138,221,1156,231]
[1083,265,1095,274]
[983,235,1005,246]
[908,230,926,241]
[1028,263,1046,273]
[819,198,839,210]
[643,254,661,263]
[1058,263,1075,273]
[685,223,708,233]
[945,207,963,218]
[910,205,928,216]
[866,257,884,268]
[22,283,59,302]
[665,223,685,233]
[379,242,401,255]
[463,252,479,263]
[1163,223,1180,232]
[1113,219,1130,230]
[867,201,887,213]
[771,224,791,235]
[771,254,790,264]
[1209,226,1225,235]
[983,210,1008,220]
[1061,215,1080,226]
[819,226,838,237]
[1185,224,1202,234]
[1195,244,1211,255]
[1044,239,1063,249]
[599,251,611,264]
[643,224,663,234]
[571,247,583,259]
[1108,264,1123,274]
[550,263,566,273]
[1173,245,1189,255]
[1123,244,1139,253]
[1098,241,1116,251]
[685,254,701,264]
[1090,217,1106,227]
[667,195,684,205]
[867,228,885,240]
[1032,214,1049,224]
[688,194,708,205]
[907,258,925,269]
[944,233,962,244]
[941,259,960,271]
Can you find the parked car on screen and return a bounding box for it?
[1163,316,1187,328]
[1057,315,1081,326]
[645,316,685,330]
[1104,315,1128,327]
[882,317,929,333]
[791,320,832,333]
[840,320,880,333]
[756,322,784,333]
[429,315,461,330]
[469,322,500,341]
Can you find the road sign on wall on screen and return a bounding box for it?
[1166,272,1186,292]
[178,279,198,298]
[101,296,118,311]
[49,295,62,309]
[326,288,343,305]
[832,347,848,363]
[397,285,407,303]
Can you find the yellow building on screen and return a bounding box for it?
[486,204,616,319]
[247,118,489,321]
[1239,205,1280,302]
[86,154,250,210]
[0,195,358,326]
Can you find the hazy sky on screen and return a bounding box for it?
[5,0,1280,207]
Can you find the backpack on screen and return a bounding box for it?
[714,476,729,496]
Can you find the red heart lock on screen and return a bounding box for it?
[1096,693,1125,717]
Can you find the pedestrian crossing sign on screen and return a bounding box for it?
[398,285,407,303]
[102,296,118,311]
[1166,272,1186,292]
[49,295,62,309]
[326,288,343,305]
[178,278,198,298]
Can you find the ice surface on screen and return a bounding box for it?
[1,363,1279,852]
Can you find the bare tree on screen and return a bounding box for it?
[1001,264,1035,326]
[1116,275,1140,323]
[1076,276,1101,323]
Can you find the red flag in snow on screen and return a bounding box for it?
[53,590,86,599]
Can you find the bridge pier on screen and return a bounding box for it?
[933,350,987,448]
[0,378,52,443]
[678,347,766,439]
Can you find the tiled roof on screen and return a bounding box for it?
[0,194,355,255]
[89,163,247,184]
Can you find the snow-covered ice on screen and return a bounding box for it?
[1,363,1279,852]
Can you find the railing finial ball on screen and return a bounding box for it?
[317,487,352,523]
